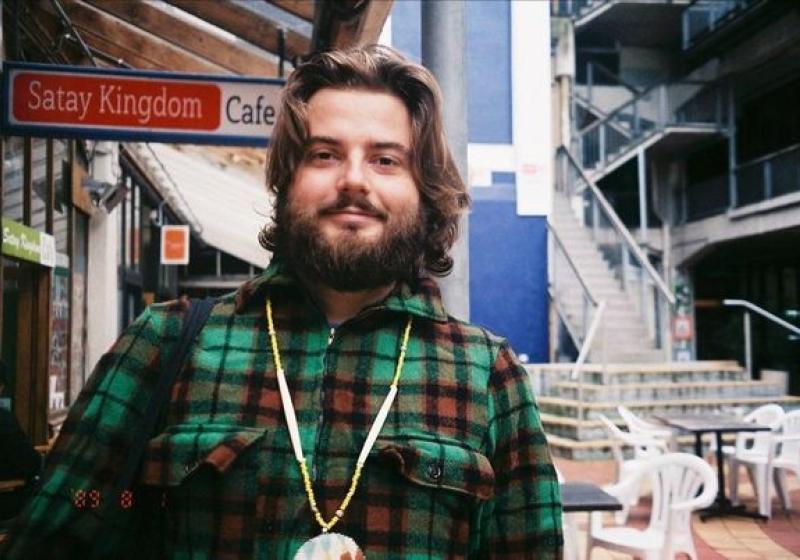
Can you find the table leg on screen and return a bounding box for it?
[699,431,768,522]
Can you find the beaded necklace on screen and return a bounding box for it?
[266,298,412,557]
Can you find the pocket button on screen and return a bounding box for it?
[427,462,443,481]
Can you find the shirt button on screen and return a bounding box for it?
[427,463,443,481]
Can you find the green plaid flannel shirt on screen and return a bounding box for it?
[2,259,562,559]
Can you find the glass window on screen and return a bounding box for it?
[3,138,25,222]
[53,140,69,255]
[49,265,69,412]
[70,211,89,404]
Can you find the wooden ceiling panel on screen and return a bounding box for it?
[268,0,315,22]
[51,0,228,74]
[166,0,310,60]
[84,0,280,76]
[330,0,393,49]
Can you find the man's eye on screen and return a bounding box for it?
[309,151,336,162]
[376,156,399,167]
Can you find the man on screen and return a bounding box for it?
[2,45,562,559]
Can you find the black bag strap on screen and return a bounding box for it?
[112,297,215,498]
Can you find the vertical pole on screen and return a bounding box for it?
[728,84,738,209]
[744,311,752,379]
[599,125,606,168]
[587,62,593,104]
[637,148,648,243]
[763,160,772,202]
[421,0,469,320]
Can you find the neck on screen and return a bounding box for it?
[303,279,396,325]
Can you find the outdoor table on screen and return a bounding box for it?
[655,414,770,521]
[560,482,622,513]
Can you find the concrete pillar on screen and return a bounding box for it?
[421,0,469,321]
[86,141,121,373]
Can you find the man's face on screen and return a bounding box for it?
[281,88,424,291]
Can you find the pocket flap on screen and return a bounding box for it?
[374,435,495,500]
[141,424,265,487]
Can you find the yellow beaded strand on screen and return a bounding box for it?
[266,298,412,534]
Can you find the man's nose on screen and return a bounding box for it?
[337,157,368,192]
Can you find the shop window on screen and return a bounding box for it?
[2,138,24,222]
[70,212,89,404]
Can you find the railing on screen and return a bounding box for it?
[559,147,675,351]
[549,222,601,355]
[733,143,800,208]
[577,80,726,171]
[582,60,641,105]
[571,300,607,380]
[682,0,755,50]
[550,0,600,18]
[723,299,800,378]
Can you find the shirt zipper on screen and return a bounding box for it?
[312,326,336,481]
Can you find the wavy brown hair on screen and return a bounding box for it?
[259,44,469,277]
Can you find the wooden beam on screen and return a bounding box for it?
[269,0,315,22]
[330,0,393,49]
[167,0,310,60]
[45,0,229,74]
[85,0,280,76]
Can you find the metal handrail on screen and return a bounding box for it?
[723,299,800,336]
[562,147,677,305]
[578,79,713,136]
[585,60,641,96]
[549,287,584,353]
[571,299,607,380]
[734,142,800,171]
[548,222,598,307]
[723,298,800,378]
[572,93,634,140]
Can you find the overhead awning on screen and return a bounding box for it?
[127,142,271,268]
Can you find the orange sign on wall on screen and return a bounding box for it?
[161,225,190,265]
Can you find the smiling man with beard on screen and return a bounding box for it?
[2,46,562,560]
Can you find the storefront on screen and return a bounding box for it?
[1,137,91,445]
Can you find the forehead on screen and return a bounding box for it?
[305,88,411,146]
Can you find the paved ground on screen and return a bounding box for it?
[555,457,800,559]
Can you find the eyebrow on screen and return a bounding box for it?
[306,135,410,156]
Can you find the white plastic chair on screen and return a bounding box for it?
[556,466,579,560]
[730,409,800,518]
[728,404,785,516]
[586,453,717,560]
[598,414,668,523]
[771,410,800,516]
[618,405,676,450]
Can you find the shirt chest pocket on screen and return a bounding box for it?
[140,424,265,492]
[375,436,494,499]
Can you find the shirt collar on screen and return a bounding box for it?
[234,258,449,322]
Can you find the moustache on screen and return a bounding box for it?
[318,193,388,221]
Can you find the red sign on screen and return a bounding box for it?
[13,71,221,130]
[161,225,190,265]
[2,62,284,146]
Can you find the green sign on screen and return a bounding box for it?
[2,217,55,267]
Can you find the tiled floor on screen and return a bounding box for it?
[555,457,800,559]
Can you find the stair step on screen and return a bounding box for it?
[551,380,784,401]
[537,395,800,421]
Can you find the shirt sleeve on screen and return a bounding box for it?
[0,304,179,559]
[477,342,563,559]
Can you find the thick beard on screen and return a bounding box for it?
[279,195,426,292]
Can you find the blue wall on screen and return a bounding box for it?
[392,1,547,362]
[470,185,549,363]
[391,1,512,144]
[390,0,421,62]
[466,1,512,143]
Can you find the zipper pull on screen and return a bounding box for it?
[327,327,335,347]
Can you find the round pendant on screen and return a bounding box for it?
[293,532,365,560]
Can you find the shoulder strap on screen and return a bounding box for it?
[113,297,216,496]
